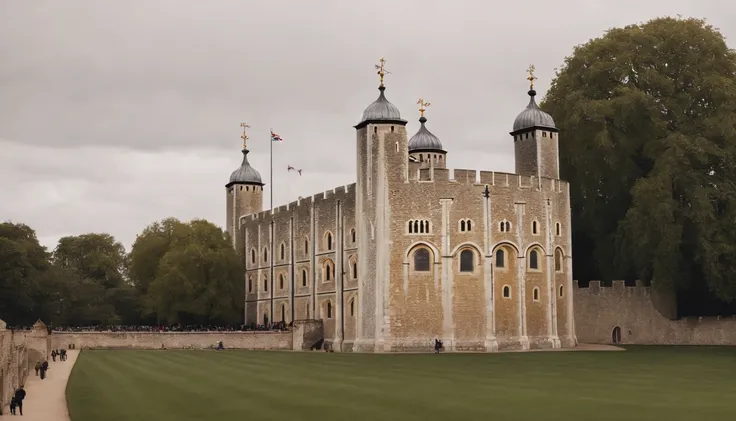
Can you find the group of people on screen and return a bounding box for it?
[8,386,25,416]
[51,348,67,361]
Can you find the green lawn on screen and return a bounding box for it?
[67,346,736,421]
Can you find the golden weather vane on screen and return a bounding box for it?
[375,57,391,87]
[527,64,537,90]
[417,98,431,117]
[240,122,250,149]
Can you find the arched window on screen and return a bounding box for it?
[279,273,284,290]
[248,276,253,293]
[350,299,355,316]
[412,220,418,233]
[280,243,285,260]
[555,249,563,272]
[263,276,268,292]
[460,249,474,272]
[326,232,333,250]
[302,269,307,287]
[496,249,505,268]
[326,301,332,319]
[532,221,538,235]
[281,304,286,322]
[533,287,539,301]
[263,312,269,325]
[424,221,429,233]
[500,221,505,232]
[324,261,334,281]
[414,248,430,271]
[467,220,472,231]
[555,223,561,236]
[503,286,511,298]
[460,220,466,232]
[263,247,268,262]
[529,249,539,270]
[559,285,564,298]
[505,221,511,232]
[351,228,356,243]
[251,249,256,264]
[304,237,309,254]
[352,262,357,279]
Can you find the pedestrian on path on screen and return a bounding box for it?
[9,397,17,415]
[13,386,25,416]
[34,361,40,376]
[40,360,49,379]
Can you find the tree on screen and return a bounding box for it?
[130,218,243,324]
[542,17,736,308]
[0,222,51,325]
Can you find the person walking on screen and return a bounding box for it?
[40,360,49,379]
[9,397,17,415]
[13,386,26,416]
[34,361,40,376]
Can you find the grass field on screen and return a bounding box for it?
[66,346,736,421]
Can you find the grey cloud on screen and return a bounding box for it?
[1,0,734,249]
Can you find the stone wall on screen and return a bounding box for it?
[0,323,29,415]
[50,330,293,350]
[574,280,736,345]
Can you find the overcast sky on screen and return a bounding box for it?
[1,1,734,251]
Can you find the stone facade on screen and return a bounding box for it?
[0,321,29,415]
[233,77,576,352]
[574,281,736,345]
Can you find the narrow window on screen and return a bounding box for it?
[302,269,307,287]
[350,299,354,316]
[280,243,285,260]
[279,274,284,290]
[327,302,332,319]
[351,229,356,243]
[327,233,332,250]
[505,221,511,232]
[413,220,419,233]
[533,288,539,301]
[281,304,286,322]
[460,249,474,272]
[248,276,253,293]
[306,303,310,318]
[263,313,269,325]
[424,221,429,233]
[264,277,268,292]
[419,221,425,234]
[460,220,466,232]
[409,221,413,234]
[352,262,357,279]
[263,247,268,262]
[304,238,309,254]
[542,131,547,138]
[556,223,561,236]
[496,249,505,268]
[325,263,332,281]
[532,221,538,235]
[500,221,505,232]
[503,286,511,298]
[559,285,564,297]
[251,249,256,264]
[467,220,472,231]
[530,250,539,270]
[555,249,562,272]
[414,248,430,271]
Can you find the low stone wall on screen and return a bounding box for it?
[51,330,293,350]
[0,325,29,415]
[574,280,736,345]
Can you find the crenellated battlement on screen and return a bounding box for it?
[415,168,567,193]
[242,183,356,222]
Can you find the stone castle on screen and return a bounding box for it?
[225,61,576,352]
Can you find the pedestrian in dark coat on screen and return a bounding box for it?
[13,386,26,415]
[40,360,49,379]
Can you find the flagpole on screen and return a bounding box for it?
[269,128,274,327]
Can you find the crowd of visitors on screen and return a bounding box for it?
[11,322,291,332]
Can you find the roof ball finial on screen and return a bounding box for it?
[527,64,537,90]
[375,57,391,88]
[240,122,250,149]
[417,98,431,118]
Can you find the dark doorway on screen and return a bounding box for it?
[612,326,622,344]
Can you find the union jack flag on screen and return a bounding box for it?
[270,131,283,142]
[287,165,303,176]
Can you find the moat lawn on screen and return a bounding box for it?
[66,346,736,421]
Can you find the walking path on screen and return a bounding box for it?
[0,350,79,421]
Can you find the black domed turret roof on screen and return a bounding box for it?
[408,116,444,152]
[227,149,263,186]
[512,89,556,133]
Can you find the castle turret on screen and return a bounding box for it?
[511,65,559,179]
[354,58,408,352]
[226,123,264,252]
[408,98,446,177]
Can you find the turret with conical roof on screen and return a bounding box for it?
[408,98,446,176]
[511,65,560,179]
[226,123,264,250]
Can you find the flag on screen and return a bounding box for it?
[287,165,303,176]
[270,131,283,142]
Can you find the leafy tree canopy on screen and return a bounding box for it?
[542,17,736,304]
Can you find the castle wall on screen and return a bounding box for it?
[574,281,736,345]
[387,169,574,351]
[0,327,29,415]
[241,184,356,350]
[50,331,292,350]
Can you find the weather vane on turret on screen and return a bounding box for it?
[240,122,250,149]
[375,58,391,88]
[417,98,431,117]
[527,64,537,90]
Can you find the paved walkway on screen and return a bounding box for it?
[0,350,78,421]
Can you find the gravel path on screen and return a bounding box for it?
[0,350,78,421]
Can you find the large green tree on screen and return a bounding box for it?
[542,17,736,307]
[129,218,243,324]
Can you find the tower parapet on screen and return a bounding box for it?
[226,123,264,251]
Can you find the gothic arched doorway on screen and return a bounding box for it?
[612,326,622,344]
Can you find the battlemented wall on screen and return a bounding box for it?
[0,323,29,415]
[574,281,736,345]
[51,331,291,350]
[241,184,358,351]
